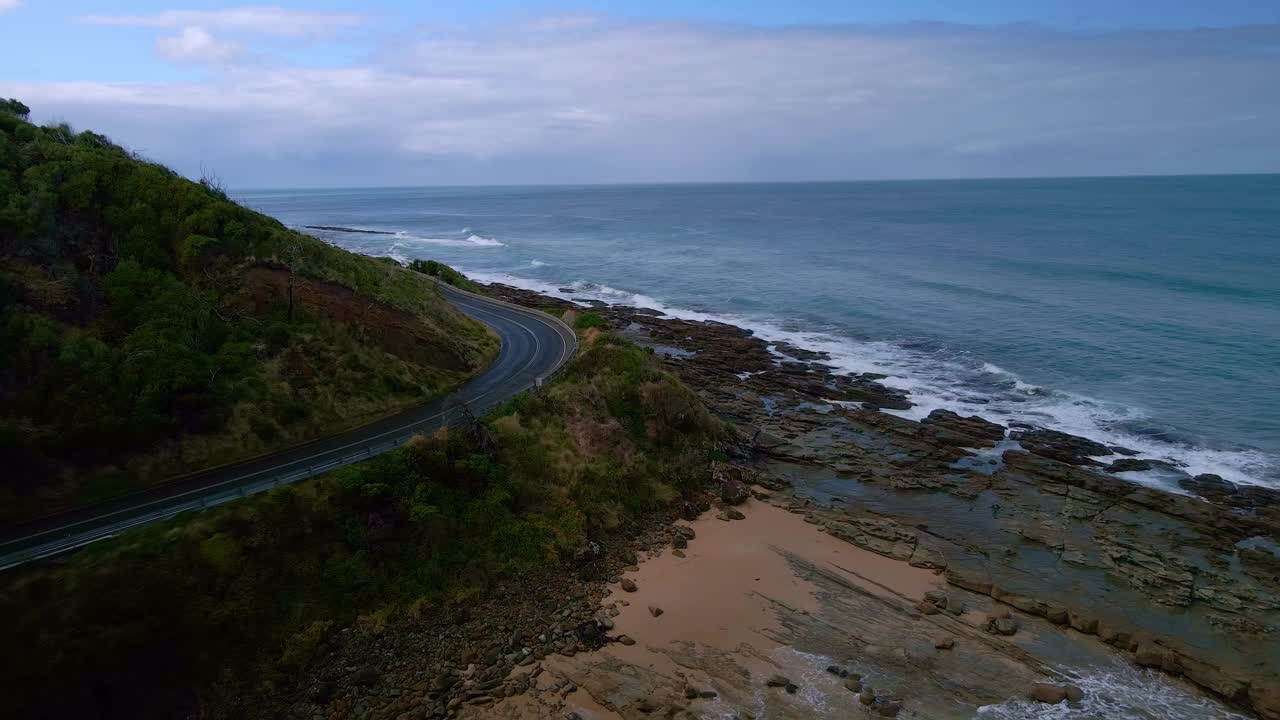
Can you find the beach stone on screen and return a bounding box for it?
[924,590,949,608]
[1064,685,1085,702]
[678,502,700,521]
[616,635,636,646]
[843,677,863,693]
[859,689,876,705]
[1029,683,1068,704]
[620,578,637,593]
[934,636,955,650]
[648,606,664,617]
[671,549,686,558]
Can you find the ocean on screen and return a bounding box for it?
[239,176,1280,491]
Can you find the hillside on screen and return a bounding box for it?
[0,101,497,522]
[0,315,730,718]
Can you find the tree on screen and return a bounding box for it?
[0,98,30,121]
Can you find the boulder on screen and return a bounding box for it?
[720,479,751,506]
[620,578,638,593]
[1029,683,1067,704]
[1064,685,1085,702]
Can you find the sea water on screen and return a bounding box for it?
[240,176,1280,490]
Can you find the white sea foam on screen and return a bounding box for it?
[457,269,1278,491]
[529,259,547,267]
[394,231,504,247]
[977,663,1252,719]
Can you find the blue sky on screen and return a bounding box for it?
[2,1,1278,186]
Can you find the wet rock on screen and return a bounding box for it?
[1011,428,1110,465]
[934,636,955,650]
[1179,473,1238,500]
[1064,685,1085,702]
[1107,458,1156,473]
[922,409,1006,445]
[1029,683,1068,704]
[620,578,638,593]
[859,688,876,705]
[843,677,863,693]
[765,674,791,688]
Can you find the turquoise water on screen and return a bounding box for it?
[240,176,1280,489]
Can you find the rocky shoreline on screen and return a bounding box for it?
[269,282,1278,720]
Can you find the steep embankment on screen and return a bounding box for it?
[0,102,496,522]
[0,319,729,718]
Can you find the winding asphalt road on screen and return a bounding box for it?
[0,283,577,571]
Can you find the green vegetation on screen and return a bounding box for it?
[0,101,496,521]
[408,258,480,292]
[574,310,609,330]
[0,329,729,718]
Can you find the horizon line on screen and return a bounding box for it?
[232,171,1280,194]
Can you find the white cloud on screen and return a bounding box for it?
[156,27,243,64]
[78,5,363,37]
[0,0,21,14]
[7,18,1280,186]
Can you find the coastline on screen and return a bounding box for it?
[468,280,1280,719]
[456,268,1277,492]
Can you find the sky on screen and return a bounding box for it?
[1,2,1278,187]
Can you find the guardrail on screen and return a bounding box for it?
[0,284,579,572]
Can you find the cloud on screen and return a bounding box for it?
[78,5,363,37]
[156,27,243,64]
[0,0,20,13]
[8,17,1280,186]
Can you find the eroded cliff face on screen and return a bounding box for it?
[241,265,484,372]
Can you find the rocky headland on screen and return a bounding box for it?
[271,283,1279,720]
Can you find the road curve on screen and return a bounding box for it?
[0,283,577,571]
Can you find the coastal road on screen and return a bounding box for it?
[0,283,577,571]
